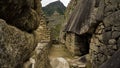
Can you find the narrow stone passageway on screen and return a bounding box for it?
[49,44,73,59]
[49,44,88,68]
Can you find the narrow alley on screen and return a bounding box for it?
[49,44,88,68]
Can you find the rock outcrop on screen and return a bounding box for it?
[0,0,51,68]
[63,0,120,68]
[59,0,79,44]
[0,19,37,67]
[0,0,41,32]
[60,0,79,40]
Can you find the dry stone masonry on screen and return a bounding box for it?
[63,0,120,68]
[34,12,51,42]
[89,0,120,67]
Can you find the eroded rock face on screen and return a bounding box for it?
[59,0,79,44]
[0,0,41,32]
[0,19,36,68]
[12,8,40,32]
[0,0,51,68]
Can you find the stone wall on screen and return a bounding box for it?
[65,33,90,56]
[65,33,76,55]
[63,0,91,56]
[34,12,51,43]
[23,43,51,68]
[64,0,120,68]
[90,11,120,68]
[89,0,120,67]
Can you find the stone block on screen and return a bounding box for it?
[112,31,120,39]
[103,31,112,44]
[108,39,116,45]
[103,10,120,27]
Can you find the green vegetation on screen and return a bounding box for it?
[42,1,66,16]
[51,23,61,40]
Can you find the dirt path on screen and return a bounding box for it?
[48,44,87,68]
[49,44,73,59]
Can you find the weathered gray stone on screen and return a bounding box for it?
[62,0,120,68]
[108,39,116,45]
[99,49,120,68]
[97,53,107,63]
[0,0,34,20]
[103,31,112,44]
[0,0,41,32]
[106,48,116,56]
[90,43,99,52]
[0,19,36,68]
[103,10,120,27]
[12,9,40,32]
[112,26,120,31]
[96,0,105,21]
[108,45,117,50]
[104,26,112,32]
[50,57,70,68]
[104,0,120,13]
[112,31,120,39]
[96,34,103,42]
[117,38,120,48]
[0,0,51,68]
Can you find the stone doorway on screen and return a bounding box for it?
[75,33,91,56]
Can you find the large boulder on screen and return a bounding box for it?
[0,0,41,32]
[0,0,34,20]
[13,8,40,32]
[0,0,51,68]
[0,19,36,68]
[50,57,70,68]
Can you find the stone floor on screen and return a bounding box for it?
[49,44,87,68]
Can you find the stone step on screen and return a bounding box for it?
[71,63,86,68]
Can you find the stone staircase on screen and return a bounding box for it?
[67,56,87,68]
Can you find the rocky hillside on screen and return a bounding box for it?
[42,1,66,42]
[47,12,64,41]
[42,0,66,16]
